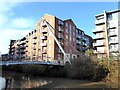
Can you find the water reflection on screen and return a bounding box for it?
[4,76,53,88]
[2,71,109,88]
[2,71,52,88]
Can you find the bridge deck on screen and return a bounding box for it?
[0,60,64,66]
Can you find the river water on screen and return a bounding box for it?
[1,71,109,89]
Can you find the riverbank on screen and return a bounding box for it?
[1,55,119,88]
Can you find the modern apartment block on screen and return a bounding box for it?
[93,9,120,58]
[9,14,93,62]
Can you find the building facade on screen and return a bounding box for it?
[93,9,120,58]
[9,14,93,62]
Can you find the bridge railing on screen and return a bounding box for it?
[0,59,64,66]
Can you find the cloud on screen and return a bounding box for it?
[0,29,30,54]
[0,1,36,54]
[11,18,35,29]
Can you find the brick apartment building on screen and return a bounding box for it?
[93,9,120,58]
[9,14,93,62]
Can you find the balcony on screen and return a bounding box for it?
[41,29,47,33]
[109,24,116,29]
[92,28,103,34]
[60,42,64,46]
[33,35,37,39]
[93,42,104,47]
[58,35,63,39]
[33,47,36,50]
[58,20,64,26]
[42,50,47,53]
[110,48,119,53]
[97,50,105,54]
[41,43,47,47]
[20,41,26,45]
[76,41,81,45]
[93,35,104,40]
[19,49,25,53]
[58,50,62,53]
[21,37,26,41]
[25,44,28,47]
[42,22,47,27]
[20,45,26,49]
[26,39,28,42]
[93,50,97,54]
[95,19,105,25]
[76,35,81,39]
[41,36,47,40]
[32,40,37,44]
[108,32,117,37]
[58,27,63,32]
[109,40,118,44]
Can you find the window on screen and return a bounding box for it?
[66,42,68,46]
[73,38,75,42]
[66,28,68,33]
[73,32,75,36]
[42,54,46,60]
[73,26,75,30]
[66,23,68,27]
[43,47,47,51]
[66,35,68,39]
[48,54,51,58]
[70,25,72,31]
[82,32,84,35]
[70,49,72,54]
[107,14,112,20]
[57,54,61,60]
[66,48,68,53]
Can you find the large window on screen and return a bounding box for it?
[107,14,112,20]
[73,38,75,42]
[66,42,68,46]
[66,23,68,27]
[42,54,46,60]
[66,28,68,33]
[66,48,68,53]
[66,35,68,39]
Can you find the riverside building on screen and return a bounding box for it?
[93,9,120,58]
[9,14,93,62]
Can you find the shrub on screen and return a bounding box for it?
[65,55,109,81]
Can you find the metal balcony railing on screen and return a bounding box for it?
[42,50,47,53]
[41,36,47,40]
[93,35,104,40]
[109,48,118,52]
[58,35,63,39]
[92,28,103,33]
[109,40,118,44]
[95,19,105,25]
[93,42,104,47]
[108,32,117,37]
[41,43,47,47]
[42,22,47,27]
[58,27,63,32]
[41,29,47,33]
[58,20,64,26]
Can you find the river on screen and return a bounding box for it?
[1,70,109,89]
